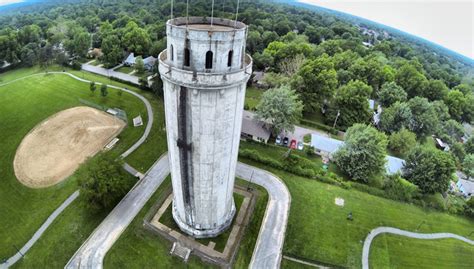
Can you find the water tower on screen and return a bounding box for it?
[158,16,252,238]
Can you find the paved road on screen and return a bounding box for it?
[82,64,139,85]
[236,162,291,269]
[0,191,80,269]
[362,226,474,269]
[65,154,170,269]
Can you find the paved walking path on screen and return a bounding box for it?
[65,154,170,269]
[0,71,155,268]
[283,255,330,269]
[82,63,139,85]
[362,226,474,269]
[236,162,291,269]
[0,191,80,269]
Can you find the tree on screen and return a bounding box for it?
[403,146,455,194]
[135,56,145,74]
[139,76,149,90]
[291,54,338,112]
[377,81,407,107]
[255,85,303,135]
[423,79,449,101]
[77,153,132,211]
[326,80,372,129]
[465,137,474,155]
[333,124,388,182]
[463,154,474,179]
[432,100,450,122]
[101,35,123,67]
[89,82,96,94]
[450,142,466,167]
[72,31,90,57]
[462,93,474,123]
[379,102,412,133]
[437,119,464,145]
[122,21,151,55]
[395,61,428,98]
[444,90,466,121]
[388,128,417,157]
[100,84,108,97]
[278,54,305,77]
[465,197,474,218]
[407,97,437,138]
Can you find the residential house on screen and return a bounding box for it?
[143,56,157,71]
[310,133,405,175]
[457,178,474,198]
[124,53,136,66]
[241,111,271,143]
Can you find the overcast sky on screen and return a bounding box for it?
[298,0,474,59]
[0,0,24,6]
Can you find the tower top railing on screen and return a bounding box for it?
[167,17,247,32]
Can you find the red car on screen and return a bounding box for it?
[289,139,297,149]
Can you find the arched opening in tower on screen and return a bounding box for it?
[205,51,213,69]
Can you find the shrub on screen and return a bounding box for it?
[422,193,447,211]
[383,174,419,202]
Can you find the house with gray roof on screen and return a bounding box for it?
[241,111,271,143]
[457,178,474,198]
[143,56,157,71]
[310,133,405,175]
[124,53,136,66]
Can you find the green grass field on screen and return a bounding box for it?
[115,66,134,74]
[236,157,474,268]
[244,86,264,110]
[104,179,268,268]
[0,66,166,266]
[370,234,474,268]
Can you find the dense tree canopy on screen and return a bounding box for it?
[334,124,388,182]
[377,81,407,107]
[403,147,455,194]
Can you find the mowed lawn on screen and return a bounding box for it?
[0,69,159,264]
[236,158,474,268]
[370,234,474,268]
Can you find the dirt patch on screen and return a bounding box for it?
[14,106,126,188]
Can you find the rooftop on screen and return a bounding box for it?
[310,133,405,175]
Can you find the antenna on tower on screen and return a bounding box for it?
[234,0,240,27]
[170,0,174,19]
[211,0,215,26]
[186,0,190,27]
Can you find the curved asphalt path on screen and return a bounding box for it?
[362,226,474,269]
[236,162,291,269]
[0,71,154,268]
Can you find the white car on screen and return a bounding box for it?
[297,141,304,150]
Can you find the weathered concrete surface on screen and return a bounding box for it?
[362,227,474,269]
[65,155,170,269]
[0,191,80,269]
[160,17,253,238]
[236,162,291,269]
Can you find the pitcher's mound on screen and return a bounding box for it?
[14,106,126,188]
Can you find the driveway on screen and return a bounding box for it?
[81,64,139,85]
[244,110,329,143]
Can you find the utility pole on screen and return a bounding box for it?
[332,109,340,130]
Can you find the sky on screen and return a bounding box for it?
[0,0,24,6]
[298,0,474,59]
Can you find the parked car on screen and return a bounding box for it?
[297,141,304,150]
[283,137,289,146]
[290,139,297,149]
[275,135,282,145]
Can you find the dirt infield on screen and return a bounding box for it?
[14,106,126,188]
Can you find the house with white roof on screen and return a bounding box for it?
[310,133,405,175]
